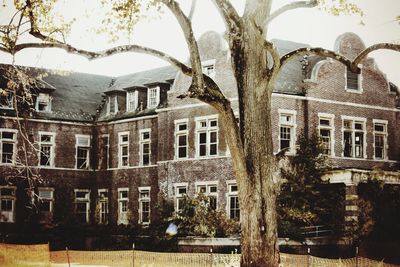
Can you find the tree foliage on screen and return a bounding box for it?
[278,133,345,240]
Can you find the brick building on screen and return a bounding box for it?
[0,32,399,232]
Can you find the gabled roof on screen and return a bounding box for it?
[0,64,113,122]
[106,65,177,93]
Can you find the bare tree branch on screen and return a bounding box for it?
[354,43,400,66]
[211,0,241,35]
[188,0,197,21]
[266,0,318,25]
[161,0,204,95]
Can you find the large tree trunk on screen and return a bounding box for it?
[220,22,280,266]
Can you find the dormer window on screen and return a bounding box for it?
[0,90,13,109]
[36,93,51,112]
[147,87,160,109]
[202,59,216,78]
[107,96,118,115]
[126,91,138,112]
[346,68,362,92]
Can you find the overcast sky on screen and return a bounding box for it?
[0,0,399,86]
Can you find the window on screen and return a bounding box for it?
[140,129,151,166]
[138,187,151,225]
[0,186,16,223]
[76,135,90,169]
[147,87,160,109]
[279,110,296,153]
[373,120,388,160]
[343,118,366,158]
[174,183,188,212]
[196,182,218,210]
[175,120,188,159]
[38,188,54,214]
[346,68,361,91]
[318,114,334,156]
[100,134,110,169]
[98,189,108,224]
[39,132,55,167]
[0,90,13,109]
[118,188,129,225]
[35,93,51,112]
[202,59,216,78]
[107,96,118,115]
[227,182,239,220]
[196,116,218,157]
[75,189,90,224]
[0,129,17,164]
[118,132,129,167]
[126,91,138,112]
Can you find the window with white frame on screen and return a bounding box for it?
[107,96,118,115]
[38,188,54,214]
[118,188,129,225]
[373,120,388,160]
[76,135,90,169]
[75,189,90,224]
[0,90,13,109]
[343,118,366,158]
[318,114,334,156]
[175,120,188,159]
[202,59,216,78]
[35,93,51,112]
[227,182,239,220]
[196,182,218,210]
[279,110,296,153]
[346,68,361,91]
[98,189,108,224]
[39,132,55,167]
[0,186,16,223]
[140,129,151,166]
[196,116,218,157]
[174,183,188,212]
[126,91,138,112]
[147,87,160,109]
[138,187,150,225]
[1,130,17,165]
[118,132,129,167]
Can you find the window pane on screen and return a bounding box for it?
[344,132,352,157]
[178,147,187,158]
[178,135,187,146]
[2,132,14,140]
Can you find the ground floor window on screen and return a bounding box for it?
[138,187,150,225]
[98,189,108,224]
[75,189,90,224]
[118,188,129,225]
[0,186,16,223]
[227,183,239,220]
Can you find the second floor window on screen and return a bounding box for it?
[175,120,188,159]
[279,111,296,153]
[39,133,55,167]
[318,115,334,156]
[1,130,16,164]
[118,132,129,167]
[140,130,151,166]
[196,116,218,157]
[373,121,388,160]
[36,93,51,112]
[147,87,160,109]
[343,118,365,158]
[76,135,90,169]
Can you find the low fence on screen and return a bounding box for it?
[1,243,400,267]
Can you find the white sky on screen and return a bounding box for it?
[0,0,399,86]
